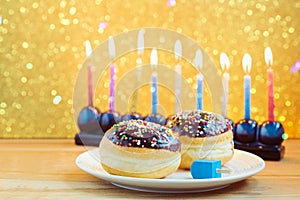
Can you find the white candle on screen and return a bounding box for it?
[174,40,182,114]
[195,49,203,110]
[131,29,145,113]
[137,29,145,55]
[220,52,230,118]
[136,29,144,85]
[151,48,158,114]
[85,40,93,107]
[242,53,252,120]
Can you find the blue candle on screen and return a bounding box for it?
[150,48,158,114]
[151,72,158,114]
[195,49,203,110]
[244,74,251,120]
[197,73,203,110]
[242,53,252,120]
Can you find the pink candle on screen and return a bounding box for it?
[88,64,93,107]
[267,68,275,121]
[265,47,275,121]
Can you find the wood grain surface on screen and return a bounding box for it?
[0,139,299,199]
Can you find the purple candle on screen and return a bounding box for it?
[108,36,116,112]
[109,63,116,112]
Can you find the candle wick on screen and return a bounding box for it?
[268,62,272,69]
[246,67,250,75]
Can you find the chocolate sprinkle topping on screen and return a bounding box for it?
[106,120,180,152]
[166,110,231,137]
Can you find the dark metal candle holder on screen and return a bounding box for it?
[75,110,286,161]
[74,106,104,146]
[75,111,158,146]
[144,113,167,126]
[99,111,121,133]
[232,119,285,161]
[121,113,143,121]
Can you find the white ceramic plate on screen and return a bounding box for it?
[76,148,265,193]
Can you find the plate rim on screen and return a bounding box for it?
[75,148,265,192]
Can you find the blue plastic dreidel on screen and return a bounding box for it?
[190,160,222,179]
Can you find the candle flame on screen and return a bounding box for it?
[194,49,203,70]
[174,40,182,60]
[108,36,116,58]
[85,40,92,57]
[242,53,252,73]
[150,48,158,67]
[137,29,145,54]
[264,46,273,67]
[220,52,230,71]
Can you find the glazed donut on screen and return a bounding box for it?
[166,110,234,169]
[99,119,181,178]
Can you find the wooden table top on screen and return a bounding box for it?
[0,139,299,199]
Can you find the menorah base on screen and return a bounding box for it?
[74,133,103,146]
[74,133,286,160]
[234,141,285,161]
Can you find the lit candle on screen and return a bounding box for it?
[195,49,203,110]
[242,53,252,120]
[137,29,144,88]
[151,48,158,114]
[220,52,230,117]
[174,40,182,114]
[265,47,275,121]
[85,40,93,107]
[108,36,116,112]
[131,29,144,113]
[137,29,145,55]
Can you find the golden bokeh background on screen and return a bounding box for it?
[1,0,300,138]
